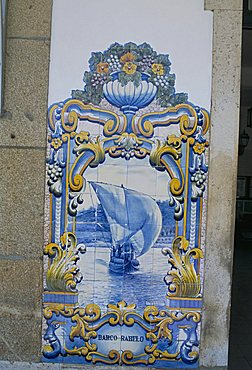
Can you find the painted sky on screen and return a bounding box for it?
[79,156,170,211]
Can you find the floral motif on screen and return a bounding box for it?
[120,52,135,64]
[122,61,137,75]
[51,138,63,150]
[107,301,136,325]
[72,42,188,107]
[152,63,164,75]
[44,232,86,292]
[110,133,146,160]
[97,62,109,74]
[162,236,203,298]
[193,142,208,154]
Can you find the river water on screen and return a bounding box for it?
[78,246,170,311]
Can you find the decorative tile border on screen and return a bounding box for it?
[42,42,210,368]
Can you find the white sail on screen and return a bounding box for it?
[89,182,162,257]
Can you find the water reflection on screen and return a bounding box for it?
[78,247,168,311]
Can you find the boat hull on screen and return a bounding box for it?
[109,258,140,275]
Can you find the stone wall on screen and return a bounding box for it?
[201,0,243,368]
[0,0,52,362]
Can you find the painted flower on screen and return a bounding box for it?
[120,52,135,64]
[96,62,109,74]
[152,63,164,76]
[72,42,189,107]
[122,62,137,75]
[193,142,206,155]
[51,138,62,150]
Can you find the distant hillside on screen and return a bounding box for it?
[76,204,110,229]
[156,200,176,237]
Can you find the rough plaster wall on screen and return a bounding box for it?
[0,0,52,362]
[201,0,243,368]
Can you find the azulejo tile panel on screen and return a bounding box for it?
[42,41,210,368]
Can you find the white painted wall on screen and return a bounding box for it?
[48,0,213,111]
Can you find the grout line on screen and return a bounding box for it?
[0,254,43,261]
[0,254,26,260]
[0,144,46,150]
[8,36,50,41]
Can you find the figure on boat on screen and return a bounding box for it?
[90,181,162,274]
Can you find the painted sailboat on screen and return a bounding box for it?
[89,181,162,274]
